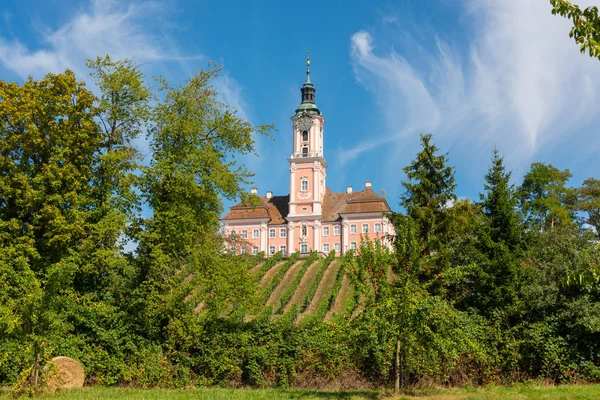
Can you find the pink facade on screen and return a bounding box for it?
[222,59,393,256]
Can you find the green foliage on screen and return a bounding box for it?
[3,56,600,395]
[482,149,522,248]
[255,251,283,280]
[551,0,600,59]
[277,252,318,313]
[518,162,576,231]
[400,133,456,256]
[260,252,300,305]
[578,178,600,237]
[301,251,335,312]
[328,252,353,312]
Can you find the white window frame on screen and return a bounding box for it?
[231,229,236,237]
[362,223,369,234]
[241,247,247,254]
[323,226,329,236]
[241,230,248,239]
[252,246,259,255]
[301,178,308,192]
[334,225,340,235]
[252,229,259,239]
[279,245,287,255]
[280,228,287,238]
[350,224,357,234]
[300,243,308,253]
[374,223,382,233]
[230,246,236,254]
[334,242,341,252]
[269,245,276,255]
[302,131,309,142]
[350,241,357,250]
[269,228,276,238]
[323,243,330,253]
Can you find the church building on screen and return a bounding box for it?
[221,58,393,256]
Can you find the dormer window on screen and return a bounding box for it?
[302,131,308,142]
[302,147,308,157]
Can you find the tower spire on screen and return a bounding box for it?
[296,51,320,115]
[305,50,311,84]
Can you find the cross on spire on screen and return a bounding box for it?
[304,50,311,84]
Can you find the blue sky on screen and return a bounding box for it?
[1,0,600,213]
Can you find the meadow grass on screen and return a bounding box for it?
[30,384,600,400]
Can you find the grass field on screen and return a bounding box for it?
[30,384,600,400]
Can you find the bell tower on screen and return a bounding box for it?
[288,53,327,219]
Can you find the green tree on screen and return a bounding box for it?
[0,70,102,392]
[86,55,150,213]
[551,0,600,60]
[401,133,456,256]
[474,149,523,315]
[518,162,576,231]
[350,224,487,392]
[482,149,522,248]
[578,178,600,237]
[520,227,600,381]
[133,64,273,340]
[70,56,152,301]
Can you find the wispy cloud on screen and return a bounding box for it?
[0,0,196,80]
[344,0,600,173]
[0,0,255,161]
[382,15,397,24]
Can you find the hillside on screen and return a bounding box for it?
[250,254,355,321]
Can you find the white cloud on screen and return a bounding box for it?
[0,1,183,80]
[344,0,600,172]
[382,15,398,24]
[0,0,255,161]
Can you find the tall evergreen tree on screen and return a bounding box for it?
[400,133,456,255]
[477,149,523,315]
[481,149,522,249]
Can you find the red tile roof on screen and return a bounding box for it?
[222,195,289,225]
[222,188,390,224]
[322,187,391,221]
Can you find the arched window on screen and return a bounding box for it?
[301,178,308,192]
[302,131,308,142]
[302,147,308,157]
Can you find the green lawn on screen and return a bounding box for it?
[36,387,380,400]
[30,384,600,400]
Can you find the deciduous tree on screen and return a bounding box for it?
[551,0,600,60]
[518,162,576,231]
[578,178,600,237]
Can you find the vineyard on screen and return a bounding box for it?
[247,251,357,321]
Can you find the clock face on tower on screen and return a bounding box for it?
[296,115,313,132]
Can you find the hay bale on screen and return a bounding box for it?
[47,356,85,388]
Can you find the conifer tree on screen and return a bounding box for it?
[481,149,522,249]
[477,149,523,315]
[400,133,456,255]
